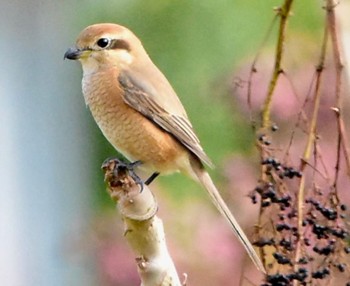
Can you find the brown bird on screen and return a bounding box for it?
[64,23,264,272]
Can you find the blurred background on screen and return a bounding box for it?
[1,1,349,285]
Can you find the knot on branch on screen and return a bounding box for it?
[102,158,136,193]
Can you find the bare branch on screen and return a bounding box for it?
[326,0,350,181]
[102,159,183,286]
[261,0,294,128]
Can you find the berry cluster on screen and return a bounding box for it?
[262,268,308,286]
[251,153,350,285]
[254,188,350,285]
[261,157,302,179]
[250,182,293,212]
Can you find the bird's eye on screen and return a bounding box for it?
[96,38,110,48]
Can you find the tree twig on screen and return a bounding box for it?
[261,0,294,128]
[293,16,329,286]
[326,0,350,187]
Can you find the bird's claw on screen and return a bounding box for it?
[101,159,160,192]
[121,160,144,192]
[102,158,144,192]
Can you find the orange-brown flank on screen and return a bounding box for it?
[82,68,188,174]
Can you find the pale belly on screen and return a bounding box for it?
[82,73,190,174]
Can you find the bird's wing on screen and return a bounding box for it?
[118,71,213,167]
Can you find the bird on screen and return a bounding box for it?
[64,23,265,273]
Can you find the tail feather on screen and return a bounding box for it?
[193,167,266,273]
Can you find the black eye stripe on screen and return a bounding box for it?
[109,39,130,51]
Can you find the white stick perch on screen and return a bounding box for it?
[102,159,184,286]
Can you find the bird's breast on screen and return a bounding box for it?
[81,69,190,174]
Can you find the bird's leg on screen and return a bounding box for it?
[121,160,144,191]
[102,158,144,191]
[125,162,160,189]
[124,162,160,189]
[102,159,158,191]
[144,172,160,185]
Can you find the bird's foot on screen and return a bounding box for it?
[102,158,144,191]
[101,159,161,191]
[117,162,160,189]
[120,160,144,191]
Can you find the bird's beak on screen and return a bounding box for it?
[64,47,85,60]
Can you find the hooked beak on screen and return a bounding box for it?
[64,47,86,60]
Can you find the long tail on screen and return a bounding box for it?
[192,165,266,273]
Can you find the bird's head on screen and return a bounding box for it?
[64,23,143,73]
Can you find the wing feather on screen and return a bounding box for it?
[118,72,213,167]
